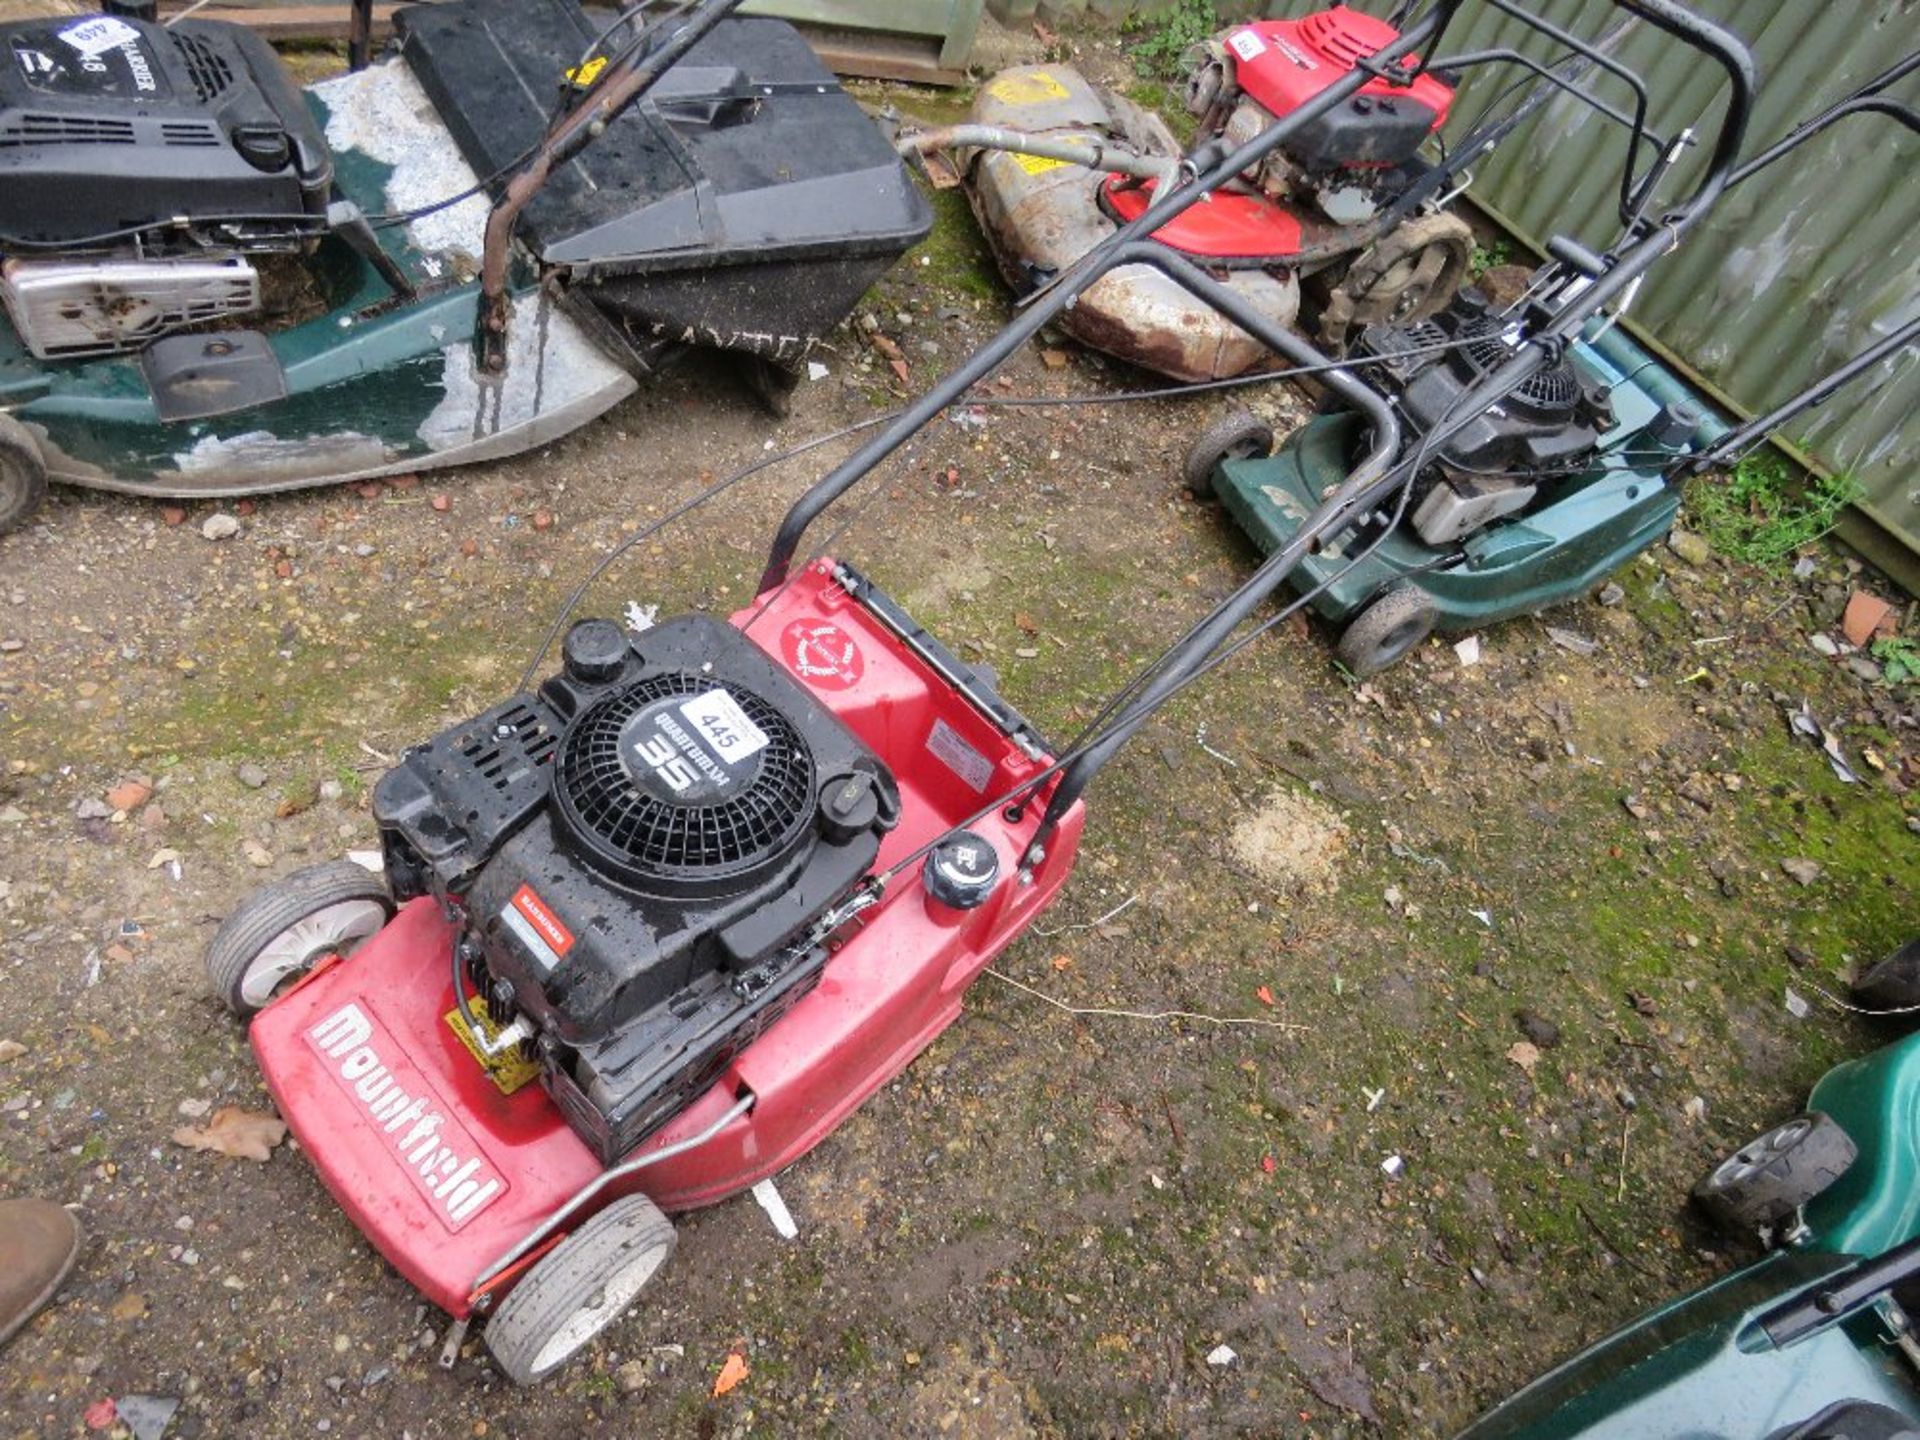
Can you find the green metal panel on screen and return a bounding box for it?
[743,0,982,69]
[1249,0,1919,571]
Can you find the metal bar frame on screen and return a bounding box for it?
[752,0,1753,867]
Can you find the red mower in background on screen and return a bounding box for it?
[206,0,1759,1385]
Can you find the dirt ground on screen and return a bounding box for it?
[3,25,1919,1440]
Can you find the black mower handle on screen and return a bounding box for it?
[757,1,1452,594]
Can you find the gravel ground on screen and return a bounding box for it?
[2,25,1918,1440]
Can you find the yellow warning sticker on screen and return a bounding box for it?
[1011,151,1069,175]
[444,998,542,1096]
[564,55,608,88]
[985,69,1071,105]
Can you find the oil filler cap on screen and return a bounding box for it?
[924,830,999,910]
[562,619,629,684]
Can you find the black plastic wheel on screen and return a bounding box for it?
[204,860,394,1017]
[1693,1111,1857,1232]
[0,413,48,538]
[1335,586,1438,678]
[485,1194,676,1385]
[1182,410,1274,498]
[1852,937,1920,1016]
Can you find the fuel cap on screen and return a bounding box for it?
[924,830,1000,910]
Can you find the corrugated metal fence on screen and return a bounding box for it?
[1341,0,1920,575]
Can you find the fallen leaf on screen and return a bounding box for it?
[147,848,182,870]
[1255,986,1275,1007]
[1506,1041,1541,1075]
[1040,348,1070,369]
[1014,612,1038,635]
[171,1106,287,1163]
[1626,990,1658,1017]
[713,1351,749,1397]
[888,358,910,387]
[1051,954,1074,972]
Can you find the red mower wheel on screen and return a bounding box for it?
[205,860,394,1017]
[484,1194,677,1385]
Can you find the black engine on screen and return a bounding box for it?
[375,616,900,1162]
[0,13,330,249]
[1356,296,1616,545]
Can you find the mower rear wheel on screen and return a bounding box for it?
[205,860,393,1017]
[1183,410,1274,498]
[485,1194,677,1386]
[1335,587,1438,677]
[1693,1111,1857,1233]
[0,413,48,537]
[1852,936,1920,1015]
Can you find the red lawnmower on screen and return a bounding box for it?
[206,0,1758,1384]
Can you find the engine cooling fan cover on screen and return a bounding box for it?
[553,670,816,887]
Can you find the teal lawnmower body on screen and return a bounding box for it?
[1461,1026,1920,1439]
[1202,323,1725,671]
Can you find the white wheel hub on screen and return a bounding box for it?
[240,898,389,1009]
[529,1244,670,1376]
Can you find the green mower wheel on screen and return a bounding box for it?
[0,414,48,537]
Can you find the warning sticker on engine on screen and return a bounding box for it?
[58,16,141,58]
[986,70,1071,105]
[1227,29,1267,62]
[927,718,994,793]
[1012,152,1069,176]
[500,884,573,974]
[444,997,542,1097]
[679,689,770,764]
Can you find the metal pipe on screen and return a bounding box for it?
[897,126,1175,183]
[1726,92,1920,190]
[469,1090,756,1298]
[756,1,1457,592]
[348,0,374,72]
[476,0,746,373]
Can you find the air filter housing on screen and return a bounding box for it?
[373,613,899,1161]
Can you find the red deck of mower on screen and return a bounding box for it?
[218,560,1083,1382]
[206,0,1759,1385]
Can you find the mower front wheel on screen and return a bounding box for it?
[0,413,48,537]
[1336,587,1438,678]
[485,1194,677,1385]
[1183,410,1274,498]
[205,860,394,1017]
[1693,1111,1857,1233]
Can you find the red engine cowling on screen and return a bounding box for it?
[1196,6,1454,176]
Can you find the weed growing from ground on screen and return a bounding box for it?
[1686,450,1860,568]
[1124,0,1219,80]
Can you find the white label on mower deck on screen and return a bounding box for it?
[307,1003,506,1231]
[1227,30,1267,62]
[58,17,141,59]
[679,690,770,764]
[927,718,994,794]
